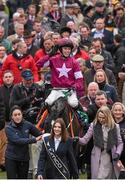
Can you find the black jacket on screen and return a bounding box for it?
[0,84,14,122]
[118,117,125,166]
[0,91,5,130]
[37,136,79,179]
[84,67,117,89]
[10,83,44,112]
[27,44,39,57]
[112,44,125,75]
[5,120,41,161]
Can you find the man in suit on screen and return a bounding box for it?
[60,4,75,27]
[91,38,115,71]
[91,18,114,51]
[7,23,24,43]
[47,3,62,23]
[115,7,125,33]
[23,30,38,57]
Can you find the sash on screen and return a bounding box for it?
[43,137,70,179]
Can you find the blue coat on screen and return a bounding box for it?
[100,83,119,103]
[5,120,41,161]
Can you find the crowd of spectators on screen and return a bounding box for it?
[0,0,125,179]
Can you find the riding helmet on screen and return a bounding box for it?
[58,38,74,51]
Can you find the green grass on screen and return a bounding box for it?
[0,171,6,179]
[0,171,87,179]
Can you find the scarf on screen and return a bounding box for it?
[93,122,118,152]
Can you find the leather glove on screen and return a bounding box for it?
[112,153,120,161]
[73,136,79,143]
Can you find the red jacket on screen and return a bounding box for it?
[2,53,39,84]
[34,49,46,62]
[74,49,90,60]
[0,69,2,85]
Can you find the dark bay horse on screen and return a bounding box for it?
[36,97,87,137]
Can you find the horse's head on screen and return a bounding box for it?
[51,97,67,113]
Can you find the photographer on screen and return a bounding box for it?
[9,69,44,123]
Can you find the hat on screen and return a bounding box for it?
[92,54,104,62]
[21,69,33,80]
[95,1,105,7]
[60,27,72,35]
[65,4,75,8]
[24,30,35,39]
[44,72,51,82]
[72,3,80,8]
[84,5,94,14]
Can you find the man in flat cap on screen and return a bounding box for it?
[84,54,117,88]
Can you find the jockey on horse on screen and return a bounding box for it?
[36,38,87,133]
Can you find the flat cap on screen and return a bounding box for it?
[92,54,104,62]
[65,4,76,8]
[95,1,105,7]
[72,3,80,8]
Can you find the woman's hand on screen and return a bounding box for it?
[37,175,43,180]
[36,135,42,142]
[117,160,125,171]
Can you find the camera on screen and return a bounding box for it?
[122,66,125,73]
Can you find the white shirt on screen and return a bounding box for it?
[54,137,61,151]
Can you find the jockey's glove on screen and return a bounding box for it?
[112,153,120,161]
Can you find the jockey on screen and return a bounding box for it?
[36,38,84,112]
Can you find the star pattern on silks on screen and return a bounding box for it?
[56,63,72,78]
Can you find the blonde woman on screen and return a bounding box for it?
[37,1,51,19]
[94,69,119,103]
[112,102,125,167]
[74,106,123,179]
